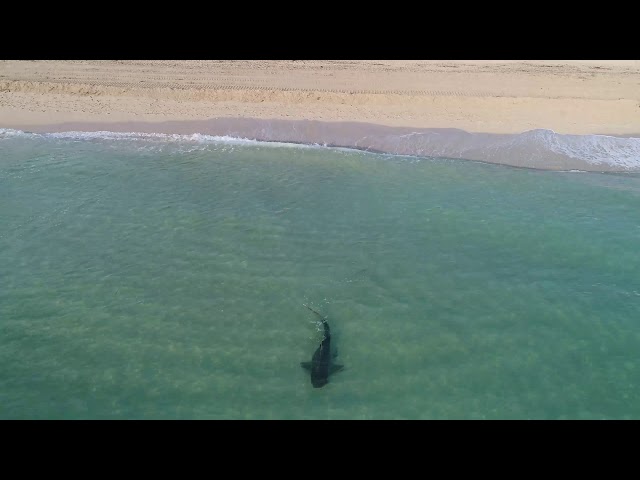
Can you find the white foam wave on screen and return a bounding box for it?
[0,128,321,150]
[384,128,640,170]
[523,129,640,169]
[0,128,32,137]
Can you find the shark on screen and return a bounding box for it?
[300,304,344,388]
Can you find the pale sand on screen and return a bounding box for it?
[1,60,639,135]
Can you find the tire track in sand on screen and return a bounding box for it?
[1,76,498,98]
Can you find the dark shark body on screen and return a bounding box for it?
[301,305,344,388]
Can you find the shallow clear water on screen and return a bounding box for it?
[1,132,640,419]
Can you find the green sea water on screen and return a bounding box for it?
[1,132,639,419]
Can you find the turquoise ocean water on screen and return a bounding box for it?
[1,130,639,419]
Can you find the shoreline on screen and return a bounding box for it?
[4,117,639,172]
[1,60,639,171]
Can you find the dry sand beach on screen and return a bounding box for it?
[1,60,639,170]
